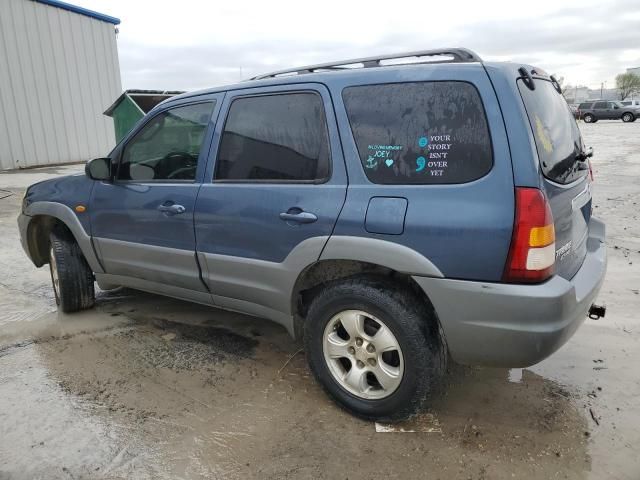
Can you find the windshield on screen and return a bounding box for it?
[517,79,587,184]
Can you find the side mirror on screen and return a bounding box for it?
[85,157,112,181]
[613,105,619,109]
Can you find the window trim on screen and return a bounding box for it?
[212,90,332,185]
[114,100,216,185]
[341,80,495,186]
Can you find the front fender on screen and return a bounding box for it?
[22,201,103,273]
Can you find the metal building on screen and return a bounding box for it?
[0,0,121,170]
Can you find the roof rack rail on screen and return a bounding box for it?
[250,48,482,80]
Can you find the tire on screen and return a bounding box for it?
[622,112,634,123]
[583,113,595,123]
[49,228,95,313]
[304,276,446,422]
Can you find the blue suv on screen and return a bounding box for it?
[18,48,607,421]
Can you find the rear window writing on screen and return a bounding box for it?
[342,82,493,184]
[517,79,586,185]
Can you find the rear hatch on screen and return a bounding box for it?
[517,77,591,280]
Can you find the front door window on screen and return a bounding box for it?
[118,102,215,182]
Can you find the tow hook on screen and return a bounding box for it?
[589,304,606,320]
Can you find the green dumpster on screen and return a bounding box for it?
[104,90,184,143]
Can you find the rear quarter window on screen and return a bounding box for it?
[342,81,493,184]
[517,79,586,185]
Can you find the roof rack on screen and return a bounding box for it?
[251,48,482,80]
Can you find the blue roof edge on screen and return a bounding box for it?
[34,0,120,25]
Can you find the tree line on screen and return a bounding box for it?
[615,72,640,101]
[559,71,640,102]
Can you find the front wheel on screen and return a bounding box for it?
[622,112,634,123]
[49,229,95,312]
[304,277,446,421]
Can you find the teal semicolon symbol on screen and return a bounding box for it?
[416,156,426,172]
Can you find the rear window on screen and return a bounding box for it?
[342,81,493,184]
[578,102,592,109]
[518,79,586,185]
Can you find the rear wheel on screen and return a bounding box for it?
[304,277,446,421]
[622,112,634,123]
[49,229,95,313]
[583,113,595,123]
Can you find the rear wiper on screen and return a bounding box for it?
[576,147,594,162]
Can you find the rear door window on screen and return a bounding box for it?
[215,93,330,182]
[594,101,608,109]
[517,79,586,185]
[342,81,493,184]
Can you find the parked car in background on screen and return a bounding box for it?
[569,104,580,119]
[621,99,640,108]
[579,100,639,123]
[18,48,607,421]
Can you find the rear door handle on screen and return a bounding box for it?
[279,211,318,224]
[158,203,186,215]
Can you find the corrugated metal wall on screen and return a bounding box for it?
[0,0,122,170]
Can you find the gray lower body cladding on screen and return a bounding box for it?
[413,217,607,367]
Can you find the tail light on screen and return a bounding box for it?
[503,187,555,283]
[588,159,594,181]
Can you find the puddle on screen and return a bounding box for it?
[0,280,596,479]
[0,282,598,479]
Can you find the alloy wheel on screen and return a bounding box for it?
[322,310,404,400]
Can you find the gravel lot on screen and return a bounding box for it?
[0,121,638,480]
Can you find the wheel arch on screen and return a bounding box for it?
[291,258,443,343]
[23,202,103,273]
[25,214,69,267]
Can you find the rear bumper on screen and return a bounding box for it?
[413,217,607,367]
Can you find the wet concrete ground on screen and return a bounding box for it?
[0,121,639,479]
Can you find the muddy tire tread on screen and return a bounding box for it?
[304,276,446,422]
[49,228,95,313]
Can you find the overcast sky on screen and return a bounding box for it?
[77,0,640,92]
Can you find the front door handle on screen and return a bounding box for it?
[279,210,318,224]
[158,203,186,215]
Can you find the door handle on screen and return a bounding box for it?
[279,210,318,224]
[158,203,186,215]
